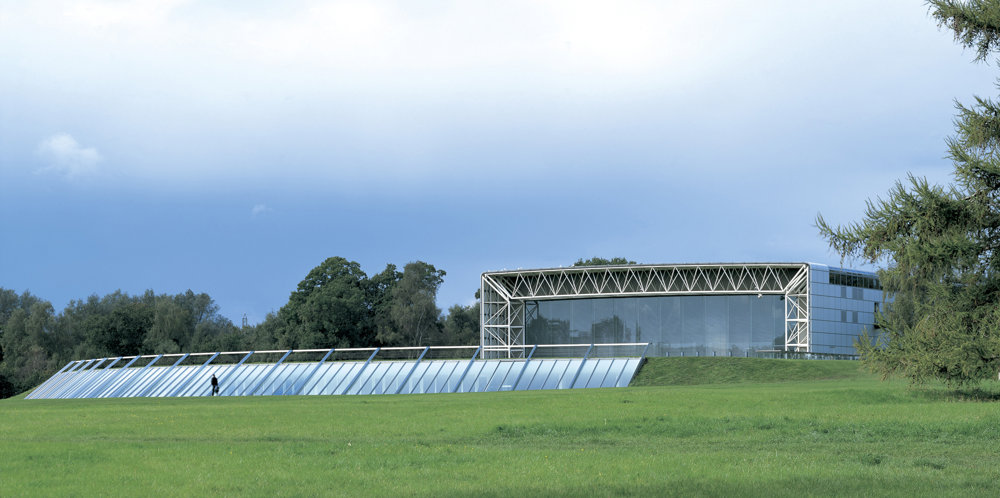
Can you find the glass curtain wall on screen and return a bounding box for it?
[525,295,785,356]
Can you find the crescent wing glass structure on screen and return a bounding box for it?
[25,344,647,400]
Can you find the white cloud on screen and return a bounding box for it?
[36,133,102,177]
[251,204,273,217]
[3,0,989,190]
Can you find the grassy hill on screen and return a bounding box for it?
[631,356,869,386]
[2,359,999,496]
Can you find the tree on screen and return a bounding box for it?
[144,299,190,354]
[61,291,129,359]
[104,301,155,356]
[0,287,238,399]
[0,374,14,399]
[278,257,374,348]
[379,262,446,347]
[368,264,401,344]
[0,289,44,363]
[440,302,480,346]
[148,290,236,353]
[818,0,1000,386]
[191,316,241,352]
[0,301,59,394]
[238,312,283,351]
[573,257,638,266]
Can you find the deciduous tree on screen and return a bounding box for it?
[573,257,637,266]
[380,262,445,347]
[278,257,373,348]
[440,302,480,346]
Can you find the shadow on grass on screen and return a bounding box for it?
[466,472,991,497]
[910,385,1000,402]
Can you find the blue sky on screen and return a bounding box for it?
[0,0,995,324]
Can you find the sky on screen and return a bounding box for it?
[0,0,996,325]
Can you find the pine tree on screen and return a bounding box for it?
[818,0,1000,386]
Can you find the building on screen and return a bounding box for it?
[480,263,882,358]
[27,345,645,399]
[28,261,882,400]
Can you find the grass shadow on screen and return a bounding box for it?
[909,384,1000,402]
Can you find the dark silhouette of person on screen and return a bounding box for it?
[211,374,219,396]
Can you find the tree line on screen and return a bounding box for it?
[0,256,480,398]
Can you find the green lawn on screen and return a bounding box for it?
[2,358,999,496]
[631,356,870,385]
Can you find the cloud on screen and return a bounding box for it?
[36,133,102,177]
[4,1,985,191]
[251,204,273,217]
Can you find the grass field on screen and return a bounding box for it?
[630,356,871,386]
[2,358,1000,496]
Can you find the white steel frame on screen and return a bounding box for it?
[481,263,812,356]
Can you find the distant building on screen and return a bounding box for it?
[480,263,882,357]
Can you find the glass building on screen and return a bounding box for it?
[27,262,882,400]
[27,345,646,399]
[481,263,882,357]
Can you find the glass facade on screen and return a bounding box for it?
[26,347,645,399]
[487,263,884,357]
[525,295,786,357]
[808,264,883,355]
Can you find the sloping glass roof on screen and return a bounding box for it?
[25,344,648,399]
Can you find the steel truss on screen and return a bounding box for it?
[481,263,812,356]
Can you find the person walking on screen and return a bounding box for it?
[210,374,219,396]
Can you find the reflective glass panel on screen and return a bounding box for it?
[485,362,515,391]
[525,294,787,356]
[615,298,637,343]
[527,361,555,390]
[592,299,616,343]
[637,299,658,347]
[570,300,593,342]
[327,363,362,395]
[513,362,541,390]
[456,362,486,393]
[354,363,392,395]
[318,364,348,394]
[585,359,613,388]
[601,359,627,388]
[573,360,598,388]
[401,362,432,395]
[559,359,584,388]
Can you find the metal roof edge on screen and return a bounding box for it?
[482,262,815,276]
